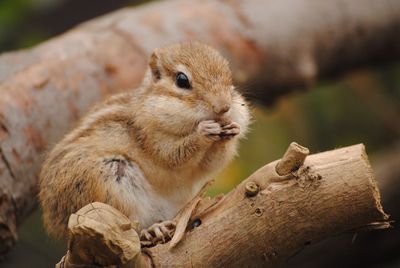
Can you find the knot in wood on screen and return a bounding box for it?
[245,182,259,197]
[255,208,263,216]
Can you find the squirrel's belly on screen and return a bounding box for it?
[106,159,180,229]
[133,192,180,229]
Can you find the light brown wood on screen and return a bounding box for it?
[56,202,143,268]
[276,142,310,175]
[168,180,214,249]
[289,142,400,268]
[146,144,388,267]
[57,143,389,267]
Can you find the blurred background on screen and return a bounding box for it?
[1,0,399,267]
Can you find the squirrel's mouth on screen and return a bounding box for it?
[215,116,232,126]
[201,115,231,126]
[199,107,233,125]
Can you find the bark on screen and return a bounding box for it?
[1,0,399,256]
[56,202,143,268]
[56,143,389,268]
[286,141,400,268]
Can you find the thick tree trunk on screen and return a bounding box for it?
[56,143,389,268]
[0,0,399,256]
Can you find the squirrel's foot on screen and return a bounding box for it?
[220,121,240,139]
[197,120,222,141]
[140,220,176,247]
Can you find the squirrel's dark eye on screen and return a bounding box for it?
[176,72,191,89]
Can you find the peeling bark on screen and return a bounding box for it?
[0,0,399,256]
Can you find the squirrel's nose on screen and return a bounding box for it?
[213,103,231,115]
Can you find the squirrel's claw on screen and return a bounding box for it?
[197,120,222,140]
[140,220,176,247]
[220,121,241,139]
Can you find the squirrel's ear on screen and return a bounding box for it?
[149,49,161,81]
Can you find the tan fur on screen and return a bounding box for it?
[38,42,251,240]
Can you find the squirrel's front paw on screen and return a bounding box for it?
[140,220,176,247]
[197,120,222,141]
[220,122,241,139]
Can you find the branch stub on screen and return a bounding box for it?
[245,182,260,197]
[276,142,310,175]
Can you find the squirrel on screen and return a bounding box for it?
[38,42,251,244]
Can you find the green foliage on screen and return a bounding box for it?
[0,0,34,51]
[0,0,32,26]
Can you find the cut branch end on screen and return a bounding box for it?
[276,142,310,175]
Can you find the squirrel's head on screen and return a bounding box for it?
[139,42,249,136]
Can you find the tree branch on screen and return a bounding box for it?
[56,143,389,267]
[285,141,400,267]
[1,0,399,256]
